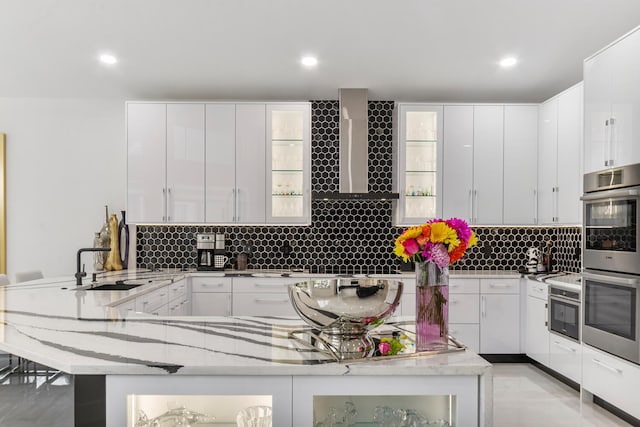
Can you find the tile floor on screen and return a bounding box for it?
[493,364,632,427]
[0,359,634,426]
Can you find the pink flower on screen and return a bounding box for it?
[426,243,450,269]
[446,218,472,245]
[402,238,420,256]
[378,341,391,355]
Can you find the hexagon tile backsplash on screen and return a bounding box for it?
[136,101,582,274]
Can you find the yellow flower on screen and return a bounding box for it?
[429,222,457,244]
[394,241,410,261]
[468,230,478,248]
[447,237,461,252]
[397,226,422,243]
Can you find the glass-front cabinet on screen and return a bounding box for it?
[394,104,444,225]
[266,103,311,224]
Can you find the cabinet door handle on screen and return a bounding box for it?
[231,188,236,222]
[553,341,576,353]
[592,358,622,374]
[489,283,511,288]
[533,189,538,223]
[202,283,225,287]
[473,189,478,223]
[162,188,167,222]
[236,188,240,222]
[167,187,172,222]
[481,295,486,317]
[468,189,473,223]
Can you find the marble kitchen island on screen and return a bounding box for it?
[0,272,493,427]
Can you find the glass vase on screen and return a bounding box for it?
[415,261,449,351]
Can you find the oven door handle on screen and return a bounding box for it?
[582,271,640,286]
[580,188,639,201]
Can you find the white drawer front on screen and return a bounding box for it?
[480,278,520,294]
[549,335,581,384]
[582,344,640,419]
[400,292,416,317]
[233,277,300,294]
[526,279,548,299]
[169,280,188,301]
[191,277,232,293]
[148,303,169,317]
[192,293,231,316]
[449,323,480,353]
[168,296,190,316]
[135,287,170,313]
[449,294,480,324]
[233,293,296,316]
[448,278,480,294]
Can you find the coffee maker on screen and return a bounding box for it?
[196,233,228,271]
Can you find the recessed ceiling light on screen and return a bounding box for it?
[99,53,118,65]
[499,57,517,68]
[301,56,318,67]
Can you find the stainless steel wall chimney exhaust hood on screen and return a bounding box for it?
[313,89,399,201]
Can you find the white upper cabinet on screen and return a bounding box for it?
[443,105,474,223]
[235,104,266,224]
[473,105,504,225]
[584,26,640,173]
[442,105,503,225]
[556,84,583,224]
[503,106,538,224]
[205,103,236,223]
[127,103,205,224]
[127,103,166,224]
[394,104,443,225]
[537,98,559,225]
[166,104,205,223]
[128,101,310,225]
[538,83,583,225]
[266,103,311,224]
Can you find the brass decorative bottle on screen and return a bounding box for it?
[105,214,123,271]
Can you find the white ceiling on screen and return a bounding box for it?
[2,0,640,102]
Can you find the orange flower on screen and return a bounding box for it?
[449,241,468,264]
[417,224,431,246]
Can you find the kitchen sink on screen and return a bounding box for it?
[85,282,142,291]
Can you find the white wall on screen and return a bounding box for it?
[0,98,126,280]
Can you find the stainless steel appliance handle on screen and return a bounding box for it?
[582,271,640,286]
[580,188,639,201]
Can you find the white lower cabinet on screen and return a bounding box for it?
[232,277,299,317]
[525,280,549,365]
[449,285,480,353]
[479,279,521,354]
[191,277,232,316]
[582,344,640,420]
[135,286,170,315]
[548,335,581,383]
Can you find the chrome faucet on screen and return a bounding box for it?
[76,247,110,286]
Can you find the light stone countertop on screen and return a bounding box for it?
[0,272,492,377]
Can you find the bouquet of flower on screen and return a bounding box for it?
[394,218,478,269]
[394,218,478,350]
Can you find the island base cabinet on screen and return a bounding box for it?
[292,375,481,427]
[582,344,640,420]
[106,375,293,427]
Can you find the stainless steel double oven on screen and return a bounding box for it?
[581,163,640,364]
